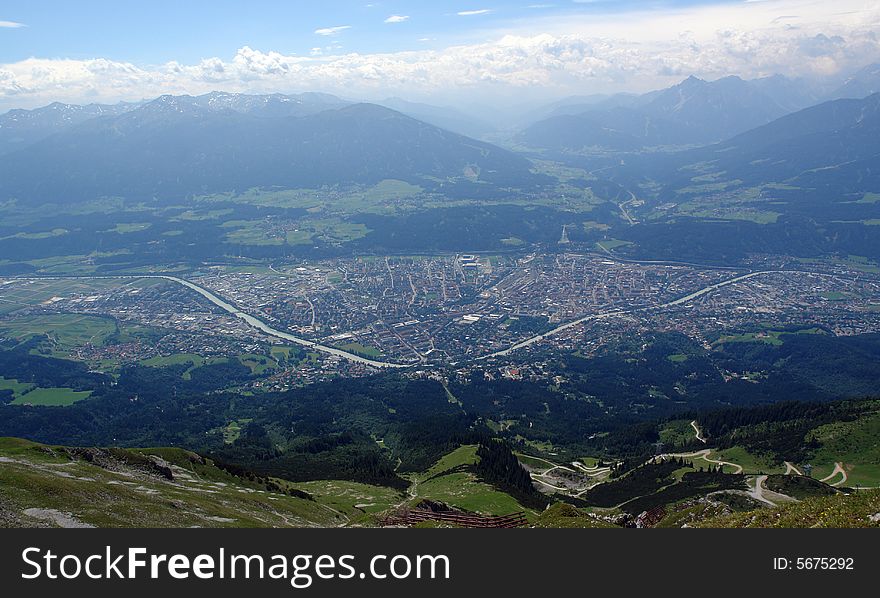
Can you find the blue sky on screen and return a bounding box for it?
[0,1,740,63]
[1,0,878,110]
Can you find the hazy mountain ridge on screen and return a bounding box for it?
[376,97,496,139]
[519,74,828,151]
[0,96,543,204]
[661,92,880,196]
[0,101,138,156]
[830,62,880,100]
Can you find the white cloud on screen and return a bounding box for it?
[0,0,877,111]
[458,9,492,16]
[314,25,351,36]
[384,15,410,24]
[0,20,26,28]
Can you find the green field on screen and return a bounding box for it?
[411,445,534,517]
[583,220,610,231]
[238,353,278,375]
[0,228,69,241]
[269,345,301,364]
[222,219,285,246]
[0,313,119,354]
[712,446,783,474]
[0,376,35,397]
[419,445,478,480]
[139,353,205,367]
[692,209,780,224]
[10,387,92,406]
[797,255,880,274]
[172,208,234,221]
[595,238,633,252]
[222,216,371,247]
[106,222,152,234]
[416,471,529,516]
[307,219,371,244]
[221,419,252,444]
[713,327,825,347]
[1,375,92,407]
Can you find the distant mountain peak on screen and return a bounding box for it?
[680,75,707,86]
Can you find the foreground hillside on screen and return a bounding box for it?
[698,489,880,528]
[0,437,346,528]
[3,436,879,528]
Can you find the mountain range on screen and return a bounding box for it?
[654,92,880,198]
[1,66,879,207]
[519,68,880,152]
[519,75,825,151]
[0,93,541,204]
[0,101,138,156]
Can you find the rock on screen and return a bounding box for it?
[148,456,175,480]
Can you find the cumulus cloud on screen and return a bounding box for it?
[314,25,351,36]
[0,0,878,110]
[384,15,410,24]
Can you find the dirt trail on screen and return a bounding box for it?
[820,462,848,486]
[657,449,743,474]
[784,462,803,475]
[747,476,775,506]
[691,420,707,444]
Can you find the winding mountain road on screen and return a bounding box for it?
[820,463,848,486]
[748,475,777,506]
[784,462,803,476]
[691,420,707,444]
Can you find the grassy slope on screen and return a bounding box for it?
[5,435,878,528]
[698,489,880,528]
[806,408,880,487]
[0,438,342,528]
[411,445,535,517]
[285,479,402,522]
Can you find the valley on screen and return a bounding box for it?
[1,62,879,530]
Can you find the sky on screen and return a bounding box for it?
[1,0,879,111]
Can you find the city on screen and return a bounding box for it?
[2,250,878,392]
